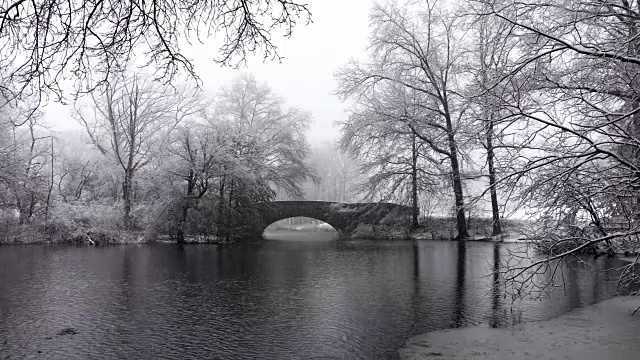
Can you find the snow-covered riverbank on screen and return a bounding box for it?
[400,296,640,359]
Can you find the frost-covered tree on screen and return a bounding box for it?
[75,73,204,228]
[337,0,472,239]
[216,74,315,199]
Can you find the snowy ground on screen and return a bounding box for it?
[400,296,640,360]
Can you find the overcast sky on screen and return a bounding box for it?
[45,0,374,145]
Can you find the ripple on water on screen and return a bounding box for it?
[0,241,626,359]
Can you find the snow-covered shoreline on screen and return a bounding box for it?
[400,296,640,359]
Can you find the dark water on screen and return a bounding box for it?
[0,238,626,359]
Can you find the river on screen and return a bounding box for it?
[0,235,627,359]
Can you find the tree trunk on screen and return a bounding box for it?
[177,169,195,244]
[217,174,226,238]
[15,191,26,225]
[444,113,469,240]
[226,178,235,242]
[449,153,468,239]
[45,140,54,223]
[122,170,133,229]
[486,120,502,236]
[123,99,137,230]
[411,134,419,228]
[478,17,502,237]
[27,192,36,220]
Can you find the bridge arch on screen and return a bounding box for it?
[256,201,348,236]
[263,216,339,240]
[246,201,413,239]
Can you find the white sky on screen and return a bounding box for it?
[45,0,375,145]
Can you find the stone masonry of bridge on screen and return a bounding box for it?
[245,201,413,239]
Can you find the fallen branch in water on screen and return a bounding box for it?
[497,229,640,300]
[508,230,640,283]
[84,233,95,245]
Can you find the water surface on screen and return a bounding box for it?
[0,238,625,359]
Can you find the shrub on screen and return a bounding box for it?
[50,202,123,230]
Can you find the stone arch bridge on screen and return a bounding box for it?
[244,201,413,239]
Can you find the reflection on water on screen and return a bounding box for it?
[263,229,339,241]
[453,240,466,328]
[490,242,501,328]
[0,240,627,359]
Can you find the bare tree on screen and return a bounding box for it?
[151,74,314,241]
[0,115,51,224]
[338,79,443,228]
[470,0,640,297]
[215,74,315,199]
[337,0,472,239]
[0,0,311,104]
[167,121,233,243]
[56,157,98,203]
[76,73,204,228]
[465,3,521,236]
